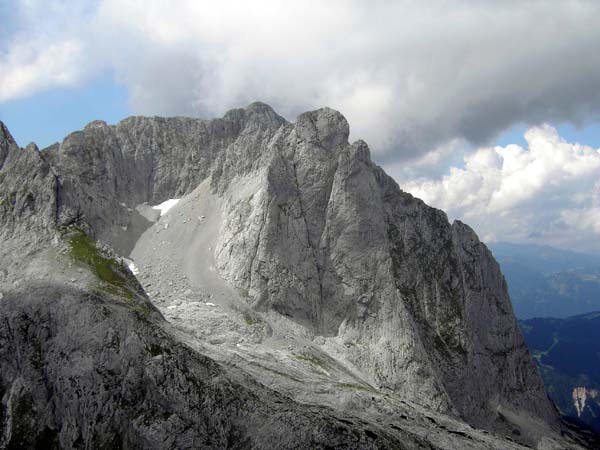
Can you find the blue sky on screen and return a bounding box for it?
[0,74,129,148]
[497,122,600,150]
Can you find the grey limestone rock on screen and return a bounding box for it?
[0,136,58,244]
[213,106,558,435]
[0,284,413,450]
[0,103,590,449]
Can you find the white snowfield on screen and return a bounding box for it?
[122,257,140,276]
[127,261,139,276]
[151,198,180,216]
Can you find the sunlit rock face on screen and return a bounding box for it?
[207,105,557,431]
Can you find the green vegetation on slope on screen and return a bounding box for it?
[67,229,150,315]
[69,230,128,289]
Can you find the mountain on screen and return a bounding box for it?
[0,104,592,449]
[489,242,600,319]
[521,311,600,434]
[490,243,600,275]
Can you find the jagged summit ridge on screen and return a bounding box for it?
[0,103,580,449]
[0,121,18,170]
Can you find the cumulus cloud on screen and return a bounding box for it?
[400,126,600,251]
[0,39,85,101]
[2,0,600,159]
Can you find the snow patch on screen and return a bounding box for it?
[123,257,140,276]
[128,262,139,275]
[152,198,180,216]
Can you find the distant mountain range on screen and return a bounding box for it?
[493,243,600,436]
[520,311,600,433]
[489,242,600,319]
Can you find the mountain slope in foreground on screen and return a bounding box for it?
[0,104,592,449]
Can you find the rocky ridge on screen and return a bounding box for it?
[0,103,591,449]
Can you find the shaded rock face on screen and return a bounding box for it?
[0,131,57,242]
[0,285,408,450]
[0,103,563,447]
[0,122,14,169]
[51,107,282,238]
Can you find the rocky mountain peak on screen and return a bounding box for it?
[0,120,17,169]
[83,119,109,131]
[24,142,40,152]
[220,101,287,133]
[244,101,287,127]
[350,139,372,162]
[0,121,15,143]
[296,107,350,150]
[0,103,589,449]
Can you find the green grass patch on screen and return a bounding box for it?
[69,231,126,286]
[294,352,330,371]
[242,311,257,326]
[68,229,135,301]
[252,364,305,383]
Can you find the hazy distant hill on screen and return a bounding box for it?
[521,312,600,433]
[489,243,600,319]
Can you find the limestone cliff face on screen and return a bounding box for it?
[208,106,557,430]
[0,103,565,447]
[0,128,57,243]
[1,283,418,450]
[48,106,284,238]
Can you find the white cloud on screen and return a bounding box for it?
[2,1,600,159]
[561,208,600,235]
[399,126,600,251]
[0,39,84,101]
